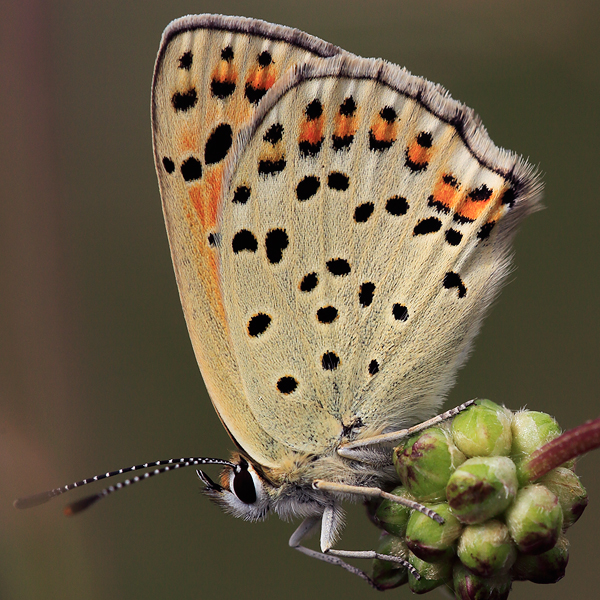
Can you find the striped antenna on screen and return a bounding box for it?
[14,457,235,515]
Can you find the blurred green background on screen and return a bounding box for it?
[1,1,599,599]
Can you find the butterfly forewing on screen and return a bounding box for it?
[151,15,345,466]
[218,55,541,453]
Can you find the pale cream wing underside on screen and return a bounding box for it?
[151,15,344,467]
[218,55,542,455]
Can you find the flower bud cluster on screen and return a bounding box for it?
[370,400,587,597]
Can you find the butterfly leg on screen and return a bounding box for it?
[337,400,475,462]
[289,509,411,589]
[289,515,380,588]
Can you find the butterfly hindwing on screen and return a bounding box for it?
[152,15,344,466]
[218,55,541,453]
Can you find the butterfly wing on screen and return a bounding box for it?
[217,54,542,455]
[151,15,344,467]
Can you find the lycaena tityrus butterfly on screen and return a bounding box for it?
[15,14,542,588]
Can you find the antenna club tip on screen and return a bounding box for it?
[13,492,53,509]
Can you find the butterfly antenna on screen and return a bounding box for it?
[14,457,236,516]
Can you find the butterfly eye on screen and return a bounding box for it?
[231,462,257,504]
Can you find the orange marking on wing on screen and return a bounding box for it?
[188,172,223,232]
[299,117,324,144]
[486,202,508,224]
[211,62,237,85]
[431,175,460,211]
[455,187,496,222]
[246,66,278,92]
[407,141,431,167]
[333,114,357,138]
[371,119,397,143]
[204,166,223,230]
[188,183,207,229]
[179,127,199,153]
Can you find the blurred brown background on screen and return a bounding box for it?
[1,1,598,599]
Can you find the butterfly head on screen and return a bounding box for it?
[197,454,272,521]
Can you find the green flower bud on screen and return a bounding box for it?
[505,484,563,554]
[371,532,409,590]
[451,399,513,457]
[512,534,569,583]
[453,562,512,600]
[405,502,462,562]
[393,427,466,501]
[447,457,518,524]
[408,551,453,594]
[374,486,413,537]
[457,520,517,577]
[538,467,588,529]
[511,411,561,485]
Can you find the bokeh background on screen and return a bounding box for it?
[1,1,599,599]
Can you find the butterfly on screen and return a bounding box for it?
[15,14,542,588]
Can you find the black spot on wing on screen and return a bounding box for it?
[327,172,349,191]
[300,273,318,292]
[296,176,320,201]
[443,272,467,298]
[232,186,251,204]
[258,158,286,175]
[178,51,193,70]
[247,313,272,337]
[264,123,284,145]
[277,376,297,394]
[354,203,374,223]
[445,228,463,246]
[386,196,409,216]
[232,230,258,253]
[359,283,375,307]
[317,306,338,324]
[265,229,288,264]
[392,304,409,321]
[204,123,233,165]
[321,352,340,371]
[413,217,442,235]
[327,258,351,276]
[180,157,202,181]
[172,89,197,111]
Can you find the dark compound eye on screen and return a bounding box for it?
[232,460,257,504]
